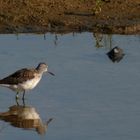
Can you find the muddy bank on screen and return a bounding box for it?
[0,0,140,34]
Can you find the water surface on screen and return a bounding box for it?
[0,33,140,140]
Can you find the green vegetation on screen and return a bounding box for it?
[93,0,102,14]
[81,0,103,14]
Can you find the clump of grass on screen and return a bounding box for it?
[93,0,102,14]
[80,0,103,14]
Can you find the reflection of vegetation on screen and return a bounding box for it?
[93,33,113,48]
[93,33,103,48]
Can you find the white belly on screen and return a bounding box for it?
[0,76,42,93]
[19,77,41,91]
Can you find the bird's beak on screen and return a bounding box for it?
[48,71,55,76]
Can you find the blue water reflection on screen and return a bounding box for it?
[0,33,140,140]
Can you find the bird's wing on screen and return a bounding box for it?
[0,68,36,85]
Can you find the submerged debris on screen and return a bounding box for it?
[107,46,125,62]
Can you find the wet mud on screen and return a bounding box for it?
[0,0,140,34]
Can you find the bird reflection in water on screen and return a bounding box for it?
[0,100,53,135]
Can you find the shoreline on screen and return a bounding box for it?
[0,0,140,34]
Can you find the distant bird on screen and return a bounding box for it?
[0,63,54,100]
[107,46,125,62]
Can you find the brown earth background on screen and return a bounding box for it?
[0,0,140,34]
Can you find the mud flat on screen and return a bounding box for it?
[0,0,140,34]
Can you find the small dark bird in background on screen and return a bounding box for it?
[106,46,125,62]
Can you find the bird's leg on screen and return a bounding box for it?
[16,98,20,106]
[15,92,20,105]
[22,91,26,106]
[22,90,25,100]
[16,92,19,100]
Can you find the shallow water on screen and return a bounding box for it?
[0,33,140,140]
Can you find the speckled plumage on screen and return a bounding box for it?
[0,68,37,85]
